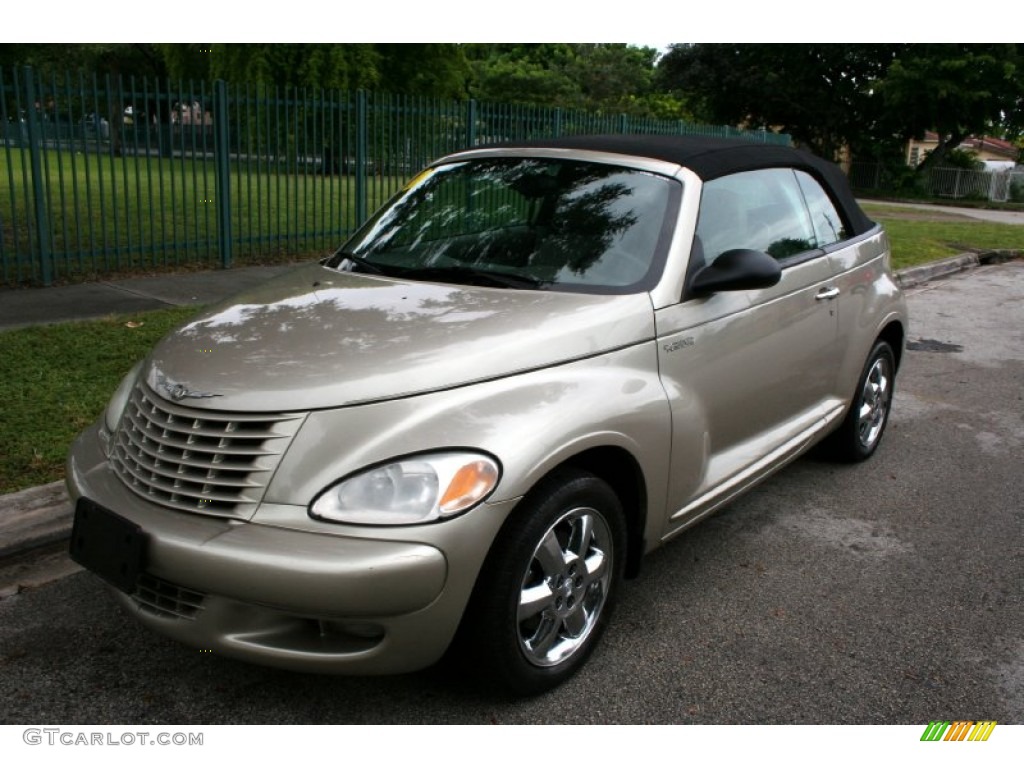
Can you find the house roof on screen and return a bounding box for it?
[920,132,1018,159]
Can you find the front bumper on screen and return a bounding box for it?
[67,423,516,674]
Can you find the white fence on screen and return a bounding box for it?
[927,168,1023,202]
[850,162,1024,203]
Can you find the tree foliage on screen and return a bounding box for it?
[464,44,582,106]
[568,44,660,114]
[205,44,381,92]
[3,44,468,97]
[375,44,469,99]
[1,43,169,80]
[464,44,673,118]
[7,42,1020,165]
[2,43,668,115]
[656,44,896,158]
[657,43,1024,167]
[877,44,1024,170]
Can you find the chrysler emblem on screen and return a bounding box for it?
[157,375,222,402]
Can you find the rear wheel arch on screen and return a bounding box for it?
[878,320,905,371]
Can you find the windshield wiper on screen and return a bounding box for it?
[394,266,547,290]
[333,251,386,275]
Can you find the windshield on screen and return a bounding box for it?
[327,157,679,293]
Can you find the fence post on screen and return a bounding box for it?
[355,90,367,225]
[23,66,53,286]
[213,79,232,269]
[466,99,477,148]
[618,114,629,134]
[553,108,563,138]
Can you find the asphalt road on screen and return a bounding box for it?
[0,262,1021,725]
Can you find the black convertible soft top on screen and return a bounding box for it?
[473,134,874,237]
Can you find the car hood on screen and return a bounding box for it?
[143,264,656,412]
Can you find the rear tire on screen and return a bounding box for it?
[455,469,625,696]
[822,340,896,462]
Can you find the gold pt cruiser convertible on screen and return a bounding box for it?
[68,135,908,694]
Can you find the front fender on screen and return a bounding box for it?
[263,343,671,539]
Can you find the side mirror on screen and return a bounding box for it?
[690,248,782,295]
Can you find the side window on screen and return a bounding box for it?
[696,168,816,264]
[795,170,847,248]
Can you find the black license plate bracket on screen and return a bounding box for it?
[69,498,147,594]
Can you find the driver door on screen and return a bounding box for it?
[656,168,842,536]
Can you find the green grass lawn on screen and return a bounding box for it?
[862,204,1024,269]
[0,306,200,494]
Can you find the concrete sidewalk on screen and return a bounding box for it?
[0,251,1018,587]
[860,198,1024,226]
[0,264,297,331]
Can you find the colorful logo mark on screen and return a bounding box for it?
[920,721,997,742]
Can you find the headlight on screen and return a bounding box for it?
[104,361,143,433]
[310,452,501,526]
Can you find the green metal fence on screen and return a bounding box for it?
[1,65,791,286]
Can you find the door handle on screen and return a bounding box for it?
[815,286,840,301]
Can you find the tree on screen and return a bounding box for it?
[464,44,673,118]
[465,44,581,106]
[877,44,1024,171]
[205,44,470,97]
[207,44,381,91]
[0,43,169,79]
[656,43,1024,170]
[567,44,658,113]
[657,44,898,158]
[157,44,216,82]
[375,44,469,99]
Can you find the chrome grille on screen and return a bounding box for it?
[133,574,206,620]
[110,383,303,519]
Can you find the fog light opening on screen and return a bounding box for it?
[317,619,386,641]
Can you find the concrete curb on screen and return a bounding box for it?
[896,253,979,289]
[1,251,1020,567]
[0,482,72,561]
[896,249,1021,289]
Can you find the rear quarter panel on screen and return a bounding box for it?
[827,226,907,400]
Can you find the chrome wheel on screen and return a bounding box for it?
[821,339,897,463]
[455,469,624,694]
[856,355,893,452]
[517,506,613,668]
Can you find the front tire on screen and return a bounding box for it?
[457,469,626,695]
[823,340,896,462]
